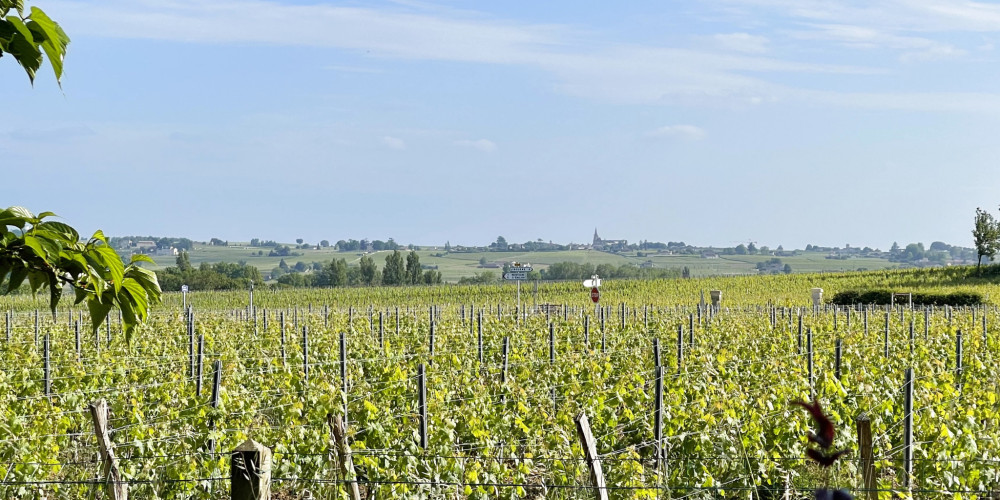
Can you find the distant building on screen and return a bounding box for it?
[592,229,627,251]
[136,240,157,250]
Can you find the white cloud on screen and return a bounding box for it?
[381,136,406,150]
[645,125,706,141]
[790,24,965,61]
[713,33,770,53]
[455,139,497,152]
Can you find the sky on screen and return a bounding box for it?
[4,0,1000,250]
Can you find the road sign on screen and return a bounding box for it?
[181,285,189,293]
[583,278,602,288]
[590,287,600,303]
[504,272,529,281]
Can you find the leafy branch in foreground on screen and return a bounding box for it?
[0,206,161,342]
[0,1,70,85]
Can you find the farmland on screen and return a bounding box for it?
[140,243,902,284]
[1,268,999,498]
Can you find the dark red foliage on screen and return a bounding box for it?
[806,448,850,467]
[793,398,835,449]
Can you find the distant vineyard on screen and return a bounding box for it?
[1,269,999,499]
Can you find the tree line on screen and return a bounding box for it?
[276,250,441,288]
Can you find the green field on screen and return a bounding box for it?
[142,244,901,283]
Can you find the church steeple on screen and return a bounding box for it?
[593,228,600,246]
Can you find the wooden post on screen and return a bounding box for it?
[418,364,427,449]
[654,366,663,464]
[75,320,81,362]
[549,323,555,364]
[676,326,684,374]
[328,415,361,500]
[429,321,435,364]
[856,415,876,500]
[584,315,589,346]
[575,413,608,500]
[501,336,509,404]
[955,330,963,389]
[90,399,128,500]
[807,328,814,395]
[231,439,272,500]
[652,338,661,369]
[378,311,384,348]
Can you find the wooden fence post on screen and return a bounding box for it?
[231,439,272,500]
[90,399,127,500]
[328,415,361,500]
[856,415,876,500]
[575,413,608,500]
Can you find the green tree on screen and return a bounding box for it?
[0,2,69,85]
[405,250,421,284]
[973,207,1000,270]
[359,254,380,285]
[734,244,747,255]
[320,240,330,247]
[383,250,405,285]
[176,250,192,272]
[0,207,161,340]
[422,269,442,284]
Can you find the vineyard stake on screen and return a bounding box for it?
[209,359,222,454]
[327,415,360,500]
[909,320,915,355]
[903,367,913,490]
[864,308,868,337]
[379,311,384,348]
[654,365,663,468]
[90,399,127,500]
[924,307,929,341]
[835,338,842,381]
[302,326,309,381]
[418,364,427,449]
[196,334,205,397]
[676,326,684,374]
[280,312,287,367]
[74,320,81,363]
[549,323,555,364]
[856,415,876,499]
[807,328,814,396]
[429,321,435,364]
[501,336,509,404]
[231,439,272,500]
[652,338,661,369]
[340,331,348,428]
[956,330,963,390]
[575,413,609,500]
[584,315,589,346]
[34,309,38,346]
[477,314,484,367]
[43,333,50,397]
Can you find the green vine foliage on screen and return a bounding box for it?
[0,206,162,341]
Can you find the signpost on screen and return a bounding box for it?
[583,275,602,313]
[503,263,532,317]
[181,285,189,309]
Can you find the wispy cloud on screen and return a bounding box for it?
[381,136,406,150]
[713,33,770,53]
[645,125,706,141]
[455,139,497,152]
[40,0,1000,113]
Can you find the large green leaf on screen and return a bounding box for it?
[36,221,79,243]
[87,293,113,334]
[94,244,124,294]
[2,16,42,83]
[0,206,35,229]
[26,7,69,83]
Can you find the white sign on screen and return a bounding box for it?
[181,285,189,293]
[504,272,529,281]
[583,275,602,288]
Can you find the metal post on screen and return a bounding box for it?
[903,367,913,489]
[340,331,348,428]
[418,364,427,449]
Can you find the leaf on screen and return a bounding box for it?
[6,264,28,291]
[1,16,42,83]
[35,221,78,243]
[129,253,156,265]
[45,269,62,316]
[0,206,35,229]
[26,7,69,84]
[87,293,113,334]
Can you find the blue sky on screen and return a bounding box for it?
[4,0,1000,249]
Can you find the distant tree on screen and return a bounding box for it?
[682,266,691,279]
[279,259,288,270]
[385,238,400,251]
[734,244,747,255]
[479,256,488,266]
[372,240,385,251]
[902,243,925,261]
[359,254,379,285]
[320,240,330,247]
[423,269,443,284]
[776,245,784,252]
[176,250,193,272]
[383,250,406,285]
[973,207,1000,270]
[444,241,451,252]
[783,263,792,274]
[890,241,901,255]
[296,238,304,245]
[458,272,497,284]
[494,236,508,250]
[747,242,757,254]
[250,238,261,247]
[293,261,307,272]
[805,244,814,251]
[405,251,421,284]
[210,238,227,246]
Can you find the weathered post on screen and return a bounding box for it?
[418,363,427,449]
[576,413,609,500]
[231,439,272,500]
[903,367,913,490]
[835,337,842,381]
[209,360,222,453]
[90,399,127,500]
[856,415,876,500]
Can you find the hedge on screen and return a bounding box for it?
[828,289,983,306]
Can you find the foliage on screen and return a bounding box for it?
[0,206,161,340]
[973,207,1000,269]
[0,1,69,85]
[405,250,421,285]
[156,252,262,291]
[828,289,983,306]
[541,261,681,280]
[382,250,405,286]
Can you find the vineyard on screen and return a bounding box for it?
[1,269,1000,499]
